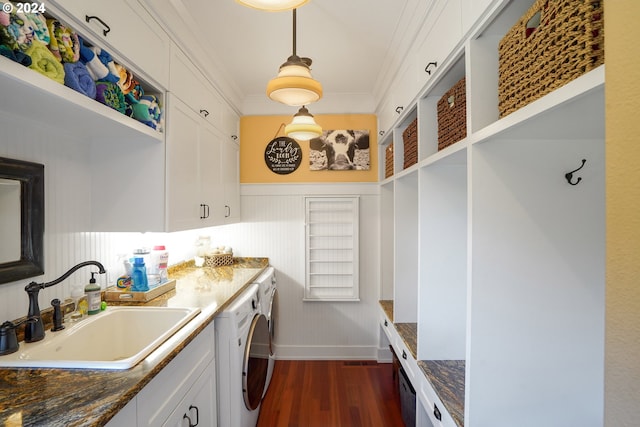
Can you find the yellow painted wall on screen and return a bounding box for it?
[239,114,378,183]
[605,1,640,425]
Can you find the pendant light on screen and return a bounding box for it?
[235,0,309,11]
[285,106,322,140]
[266,9,322,106]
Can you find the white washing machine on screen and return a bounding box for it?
[254,267,277,397]
[215,283,270,427]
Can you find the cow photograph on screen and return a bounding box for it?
[309,129,370,171]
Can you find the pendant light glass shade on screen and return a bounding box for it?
[285,106,322,140]
[267,8,322,106]
[235,0,309,12]
[266,55,323,106]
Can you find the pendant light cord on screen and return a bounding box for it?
[292,9,297,56]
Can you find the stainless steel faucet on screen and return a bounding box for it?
[24,261,106,343]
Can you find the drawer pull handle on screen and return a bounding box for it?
[231,135,238,140]
[395,106,403,114]
[225,205,231,218]
[379,130,385,136]
[384,319,388,327]
[183,414,194,427]
[425,61,438,75]
[434,403,442,421]
[402,350,407,360]
[189,405,199,426]
[85,15,110,37]
[200,109,209,118]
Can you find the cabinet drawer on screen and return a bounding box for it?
[379,311,394,343]
[419,378,458,427]
[137,322,215,427]
[170,46,222,129]
[49,0,170,88]
[393,333,418,384]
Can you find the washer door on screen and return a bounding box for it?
[242,313,269,411]
[267,287,277,356]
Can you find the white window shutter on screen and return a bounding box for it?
[304,196,360,301]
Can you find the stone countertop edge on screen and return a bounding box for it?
[418,360,466,427]
[0,257,269,427]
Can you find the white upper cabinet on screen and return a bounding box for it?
[461,0,496,35]
[48,0,170,88]
[221,138,241,224]
[165,95,224,232]
[415,0,462,89]
[170,46,223,130]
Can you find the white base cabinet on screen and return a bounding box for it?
[137,322,216,427]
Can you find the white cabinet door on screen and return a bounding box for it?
[166,95,224,231]
[221,139,240,224]
[162,362,216,427]
[170,46,223,130]
[416,0,462,88]
[199,123,225,226]
[48,0,170,87]
[105,398,137,427]
[461,0,495,35]
[137,323,215,426]
[166,96,202,231]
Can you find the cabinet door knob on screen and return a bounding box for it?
[231,135,238,141]
[200,109,209,118]
[188,405,199,426]
[384,319,388,327]
[425,61,438,75]
[395,106,404,114]
[379,130,385,136]
[402,350,407,360]
[85,15,111,37]
[433,403,442,421]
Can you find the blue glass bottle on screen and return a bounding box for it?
[131,257,149,292]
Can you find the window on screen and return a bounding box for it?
[304,196,359,301]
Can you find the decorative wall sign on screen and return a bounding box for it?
[309,130,370,170]
[264,136,302,174]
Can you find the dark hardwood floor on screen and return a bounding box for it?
[257,360,405,427]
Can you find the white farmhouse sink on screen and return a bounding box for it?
[0,306,200,370]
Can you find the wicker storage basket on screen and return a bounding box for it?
[437,77,467,150]
[204,253,234,267]
[385,144,394,178]
[498,0,604,117]
[402,118,418,169]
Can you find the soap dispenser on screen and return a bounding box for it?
[85,272,101,315]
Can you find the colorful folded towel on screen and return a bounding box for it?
[95,81,126,114]
[63,61,96,99]
[130,94,163,131]
[114,63,138,95]
[0,43,31,66]
[78,36,119,83]
[46,18,79,63]
[20,10,49,45]
[25,40,64,84]
[1,3,34,50]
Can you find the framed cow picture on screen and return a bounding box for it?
[309,130,370,171]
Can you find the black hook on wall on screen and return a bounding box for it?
[565,159,586,185]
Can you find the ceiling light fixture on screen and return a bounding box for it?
[285,106,322,140]
[266,8,322,106]
[235,0,309,12]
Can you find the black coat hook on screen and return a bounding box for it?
[565,159,586,185]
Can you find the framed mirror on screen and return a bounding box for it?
[0,157,44,284]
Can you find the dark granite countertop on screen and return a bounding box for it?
[419,360,465,427]
[0,258,268,427]
[379,300,394,322]
[394,322,418,360]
